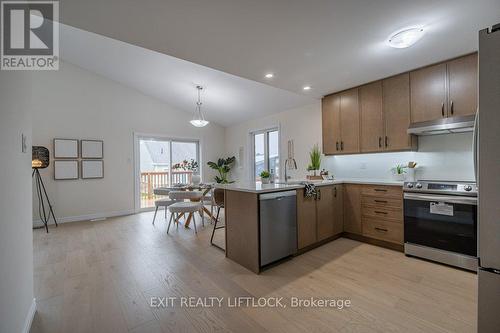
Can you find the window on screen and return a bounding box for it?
[252,129,279,181]
[138,137,200,209]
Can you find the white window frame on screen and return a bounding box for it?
[250,126,280,182]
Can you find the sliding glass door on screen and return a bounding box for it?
[253,128,279,181]
[137,136,200,209]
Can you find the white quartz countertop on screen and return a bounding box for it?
[216,178,403,193]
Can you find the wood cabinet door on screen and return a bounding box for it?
[360,81,384,153]
[332,185,344,235]
[297,189,317,249]
[343,184,362,234]
[340,88,360,154]
[383,73,414,151]
[317,186,335,241]
[410,63,447,123]
[322,94,341,155]
[447,53,478,117]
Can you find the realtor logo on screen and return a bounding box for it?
[1,1,59,70]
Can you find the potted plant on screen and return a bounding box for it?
[307,144,323,180]
[260,170,271,184]
[391,164,407,181]
[207,156,236,184]
[173,159,200,184]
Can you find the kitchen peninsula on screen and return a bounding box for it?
[219,179,404,273]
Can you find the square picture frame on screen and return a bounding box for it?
[54,160,79,180]
[81,140,104,159]
[81,160,104,179]
[53,138,79,159]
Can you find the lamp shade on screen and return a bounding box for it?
[32,146,50,169]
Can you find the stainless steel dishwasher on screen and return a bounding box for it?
[259,190,297,266]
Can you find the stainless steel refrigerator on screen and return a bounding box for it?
[477,23,500,333]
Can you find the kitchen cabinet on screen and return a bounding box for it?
[322,94,341,155]
[383,73,416,151]
[410,63,448,123]
[297,188,317,249]
[447,53,478,117]
[298,185,344,248]
[343,184,362,235]
[360,81,384,152]
[339,88,360,154]
[410,53,478,123]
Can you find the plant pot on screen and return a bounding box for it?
[393,173,406,181]
[261,178,270,184]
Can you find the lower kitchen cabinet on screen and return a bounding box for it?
[297,185,343,249]
[343,184,362,234]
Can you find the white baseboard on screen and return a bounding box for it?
[33,209,135,226]
[22,298,36,333]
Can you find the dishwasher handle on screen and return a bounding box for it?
[259,190,297,201]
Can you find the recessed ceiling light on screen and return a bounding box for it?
[388,27,425,48]
[303,86,311,91]
[265,73,274,79]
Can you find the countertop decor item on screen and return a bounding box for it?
[407,162,417,182]
[260,170,271,184]
[207,156,236,184]
[306,144,323,180]
[391,164,407,181]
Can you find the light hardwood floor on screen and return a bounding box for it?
[31,211,477,333]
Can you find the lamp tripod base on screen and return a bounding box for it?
[32,168,58,233]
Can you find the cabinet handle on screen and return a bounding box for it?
[316,189,321,200]
[336,142,339,151]
[375,227,388,232]
[375,211,388,215]
[374,188,387,192]
[378,137,382,148]
[385,136,388,148]
[450,100,454,115]
[441,103,445,117]
[341,141,344,150]
[374,200,387,203]
[334,187,337,198]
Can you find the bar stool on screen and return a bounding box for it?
[210,188,225,250]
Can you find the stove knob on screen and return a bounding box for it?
[464,185,473,191]
[407,183,414,188]
[416,183,423,189]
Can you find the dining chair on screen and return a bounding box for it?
[167,191,204,234]
[152,188,177,225]
[210,188,225,250]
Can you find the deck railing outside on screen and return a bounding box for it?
[140,170,193,199]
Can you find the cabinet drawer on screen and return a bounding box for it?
[361,185,402,198]
[362,218,403,244]
[361,204,403,222]
[361,196,402,208]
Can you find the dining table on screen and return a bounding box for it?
[153,184,215,228]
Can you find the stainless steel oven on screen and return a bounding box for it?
[403,181,478,271]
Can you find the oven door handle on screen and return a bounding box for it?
[404,193,477,205]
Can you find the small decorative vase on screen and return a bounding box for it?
[192,174,201,185]
[261,178,270,184]
[393,173,405,181]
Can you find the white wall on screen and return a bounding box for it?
[225,101,322,182]
[0,72,34,333]
[225,102,474,182]
[32,61,225,222]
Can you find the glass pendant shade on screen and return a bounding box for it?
[190,85,209,127]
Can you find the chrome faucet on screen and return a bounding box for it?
[284,157,297,183]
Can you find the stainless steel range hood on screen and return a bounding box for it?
[407,115,476,136]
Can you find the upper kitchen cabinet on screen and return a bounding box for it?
[447,53,478,117]
[339,88,360,154]
[410,63,448,123]
[383,73,416,151]
[360,81,384,153]
[322,94,341,155]
[410,53,478,123]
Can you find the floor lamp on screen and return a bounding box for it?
[32,146,58,232]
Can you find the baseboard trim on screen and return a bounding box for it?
[33,209,135,226]
[22,298,36,333]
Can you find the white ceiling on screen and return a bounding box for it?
[59,24,314,127]
[59,0,500,98]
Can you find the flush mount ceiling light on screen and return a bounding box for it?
[190,85,209,128]
[388,27,425,48]
[265,73,274,79]
[303,86,311,91]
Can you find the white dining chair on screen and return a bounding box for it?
[152,188,177,225]
[167,191,204,234]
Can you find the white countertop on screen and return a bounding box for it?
[216,178,403,193]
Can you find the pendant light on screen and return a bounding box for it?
[190,85,209,127]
